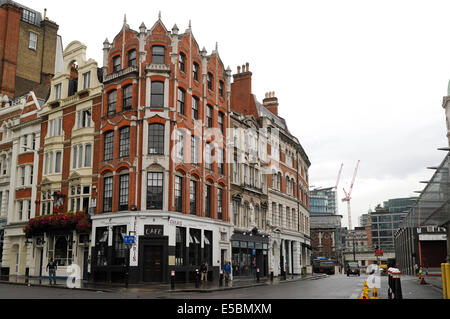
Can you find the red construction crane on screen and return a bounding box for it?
[342,160,360,230]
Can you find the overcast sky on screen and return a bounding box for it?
[21,0,450,228]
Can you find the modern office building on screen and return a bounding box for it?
[310,187,338,216]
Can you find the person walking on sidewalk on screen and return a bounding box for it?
[223,260,232,283]
[200,260,208,282]
[46,257,57,285]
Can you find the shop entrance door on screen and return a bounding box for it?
[143,245,163,282]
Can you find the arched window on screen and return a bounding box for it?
[190,178,198,215]
[174,174,183,213]
[103,175,113,212]
[151,81,164,108]
[148,123,164,155]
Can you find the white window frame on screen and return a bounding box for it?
[28,32,37,50]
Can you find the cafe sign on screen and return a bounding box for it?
[144,225,164,237]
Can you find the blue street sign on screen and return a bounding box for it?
[124,236,135,245]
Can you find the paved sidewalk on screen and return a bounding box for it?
[0,273,327,294]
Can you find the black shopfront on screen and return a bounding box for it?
[231,229,269,278]
[91,224,217,284]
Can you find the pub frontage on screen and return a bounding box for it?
[90,211,232,284]
[231,228,269,278]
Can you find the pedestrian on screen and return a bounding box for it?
[223,260,232,283]
[200,260,208,282]
[46,257,57,285]
[414,264,418,276]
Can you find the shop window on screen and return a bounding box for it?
[112,226,127,265]
[204,230,213,266]
[189,228,201,266]
[175,227,186,266]
[48,234,73,267]
[95,227,109,266]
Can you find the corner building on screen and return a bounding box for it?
[91,17,232,284]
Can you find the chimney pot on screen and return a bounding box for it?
[237,66,241,73]
[246,62,249,72]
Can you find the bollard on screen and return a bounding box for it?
[270,269,274,282]
[256,268,260,283]
[194,269,200,288]
[219,269,224,287]
[370,287,379,299]
[445,263,450,300]
[170,270,175,290]
[392,269,402,299]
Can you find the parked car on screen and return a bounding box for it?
[346,262,360,276]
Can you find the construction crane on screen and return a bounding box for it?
[335,163,344,190]
[342,160,360,230]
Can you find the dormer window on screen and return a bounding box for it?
[113,56,121,72]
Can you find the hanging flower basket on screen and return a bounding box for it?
[23,211,91,237]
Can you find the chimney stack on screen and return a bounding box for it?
[263,91,279,116]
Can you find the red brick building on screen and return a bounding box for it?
[0,1,60,99]
[91,16,233,284]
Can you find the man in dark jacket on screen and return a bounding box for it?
[46,257,57,285]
